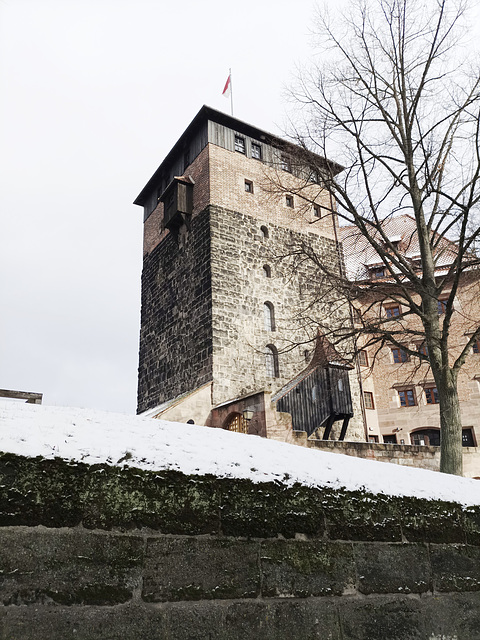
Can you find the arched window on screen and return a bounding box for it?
[260,225,269,239]
[263,302,275,331]
[263,264,271,278]
[265,344,279,378]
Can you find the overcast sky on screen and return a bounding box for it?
[0,0,322,414]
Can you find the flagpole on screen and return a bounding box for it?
[229,68,234,116]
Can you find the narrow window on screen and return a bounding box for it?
[235,135,245,154]
[313,205,321,218]
[437,298,448,314]
[263,302,275,331]
[391,347,409,363]
[251,142,262,160]
[364,391,375,409]
[358,350,368,366]
[425,387,439,404]
[462,428,475,447]
[183,149,190,171]
[260,225,269,239]
[385,305,400,318]
[417,342,429,357]
[265,344,279,378]
[473,340,480,354]
[398,388,416,407]
[245,179,253,193]
[286,195,294,208]
[281,155,291,172]
[263,264,271,278]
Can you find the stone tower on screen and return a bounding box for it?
[134,106,364,441]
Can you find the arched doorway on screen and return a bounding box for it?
[224,412,248,434]
[410,428,440,447]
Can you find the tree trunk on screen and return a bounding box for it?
[437,370,463,475]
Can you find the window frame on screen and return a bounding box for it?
[364,391,375,409]
[358,350,369,367]
[251,141,262,160]
[244,179,254,193]
[263,301,276,332]
[437,298,448,314]
[265,344,279,378]
[385,304,401,318]
[398,388,417,407]
[391,347,409,364]
[234,135,246,154]
[424,386,439,404]
[280,155,292,172]
[286,195,294,208]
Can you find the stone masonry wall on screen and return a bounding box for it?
[137,209,213,413]
[1,452,480,639]
[209,205,365,440]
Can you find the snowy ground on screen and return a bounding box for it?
[1,400,479,506]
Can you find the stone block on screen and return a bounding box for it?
[420,592,480,639]
[142,537,260,602]
[339,595,425,639]
[355,542,431,594]
[323,489,402,542]
[400,497,466,544]
[260,539,355,597]
[431,544,480,592]
[219,479,325,539]
[0,528,143,606]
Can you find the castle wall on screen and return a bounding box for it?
[1,452,480,639]
[137,208,213,413]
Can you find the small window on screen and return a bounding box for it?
[260,225,269,239]
[281,155,291,172]
[235,135,245,154]
[265,344,279,378]
[473,340,480,354]
[392,347,409,364]
[411,429,440,446]
[437,298,448,314]
[313,205,322,218]
[286,195,294,208]
[263,265,271,278]
[462,428,475,447]
[417,342,429,357]
[263,302,275,331]
[364,391,375,409]
[304,349,311,363]
[398,388,416,407]
[251,142,262,160]
[368,435,379,443]
[358,350,368,366]
[370,266,385,278]
[425,387,438,404]
[245,179,253,193]
[385,305,400,318]
[383,434,397,444]
[353,308,362,323]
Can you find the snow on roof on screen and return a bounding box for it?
[1,401,479,506]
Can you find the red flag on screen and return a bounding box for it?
[222,74,231,98]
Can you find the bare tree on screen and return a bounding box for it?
[275,0,480,474]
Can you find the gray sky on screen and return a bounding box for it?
[0,0,318,413]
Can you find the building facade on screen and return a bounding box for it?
[340,216,480,477]
[134,106,364,442]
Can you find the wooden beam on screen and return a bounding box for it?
[0,389,43,404]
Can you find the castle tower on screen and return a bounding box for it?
[134,106,364,441]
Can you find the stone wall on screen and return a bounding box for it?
[1,451,480,639]
[137,208,213,413]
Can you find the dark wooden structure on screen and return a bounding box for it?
[160,176,194,232]
[274,335,353,440]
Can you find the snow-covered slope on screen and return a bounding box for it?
[1,400,479,506]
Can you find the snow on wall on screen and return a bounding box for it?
[1,400,479,506]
